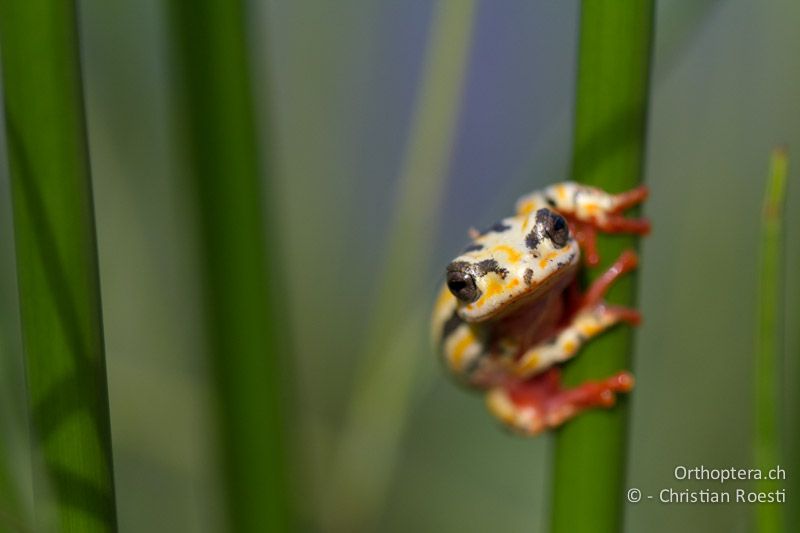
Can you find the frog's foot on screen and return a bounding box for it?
[610,185,649,214]
[569,185,650,266]
[486,368,634,435]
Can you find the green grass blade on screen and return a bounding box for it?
[754,147,788,533]
[0,373,28,531]
[324,3,477,531]
[0,1,118,531]
[0,130,29,530]
[551,2,654,532]
[0,456,28,533]
[166,2,292,531]
[0,339,29,532]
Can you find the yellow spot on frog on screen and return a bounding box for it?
[518,200,535,215]
[521,213,532,232]
[563,340,577,353]
[487,390,516,425]
[516,352,540,375]
[584,203,599,216]
[475,274,504,308]
[507,278,519,290]
[557,185,567,201]
[434,285,454,315]
[492,244,522,263]
[582,323,601,337]
[451,330,476,368]
[538,250,559,269]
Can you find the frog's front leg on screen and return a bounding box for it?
[512,303,638,377]
[516,182,649,265]
[486,250,639,434]
[513,249,640,377]
[486,367,634,435]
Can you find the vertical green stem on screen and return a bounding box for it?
[754,148,787,533]
[0,1,117,531]
[167,2,291,532]
[551,2,654,532]
[0,438,24,532]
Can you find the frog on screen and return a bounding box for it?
[431,181,649,435]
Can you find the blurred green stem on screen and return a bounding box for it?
[0,0,117,531]
[167,1,292,531]
[754,148,787,533]
[551,2,654,532]
[325,3,477,531]
[0,440,24,532]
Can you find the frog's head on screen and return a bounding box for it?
[446,208,580,322]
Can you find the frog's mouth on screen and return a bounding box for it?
[460,259,579,323]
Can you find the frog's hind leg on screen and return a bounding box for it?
[566,185,649,266]
[486,368,634,435]
[571,217,648,266]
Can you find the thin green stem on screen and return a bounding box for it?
[0,344,28,532]
[551,2,654,532]
[0,165,28,533]
[754,147,788,533]
[0,441,24,532]
[0,1,117,531]
[166,1,292,531]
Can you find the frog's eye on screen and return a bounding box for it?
[545,213,569,248]
[527,209,570,250]
[446,267,480,303]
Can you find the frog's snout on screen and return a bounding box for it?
[446,263,480,303]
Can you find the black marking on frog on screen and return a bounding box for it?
[525,229,541,250]
[545,196,557,207]
[475,259,508,279]
[463,353,486,378]
[480,221,511,236]
[447,261,470,273]
[441,310,464,341]
[462,243,484,253]
[523,268,534,286]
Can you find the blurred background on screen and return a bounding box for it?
[1,0,799,531]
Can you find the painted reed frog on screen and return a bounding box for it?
[431,182,649,434]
